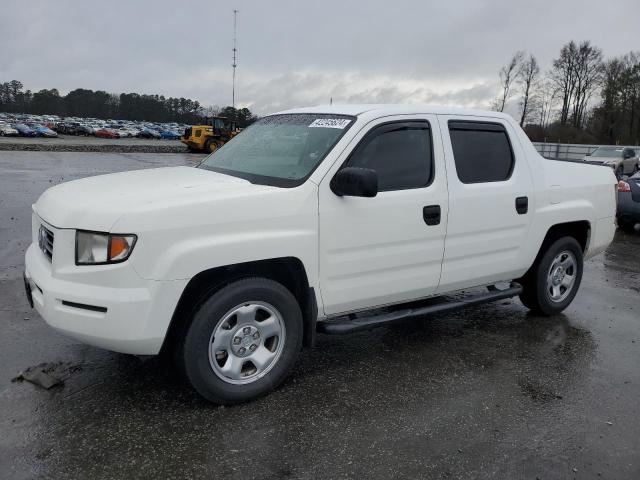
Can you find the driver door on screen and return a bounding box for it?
[318,115,448,316]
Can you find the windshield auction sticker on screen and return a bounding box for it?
[309,118,351,129]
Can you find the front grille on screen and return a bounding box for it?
[38,224,54,261]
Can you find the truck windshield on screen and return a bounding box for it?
[198,113,355,187]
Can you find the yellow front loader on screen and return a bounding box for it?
[180,116,238,153]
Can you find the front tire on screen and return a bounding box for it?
[519,237,584,315]
[181,277,303,404]
[205,139,219,153]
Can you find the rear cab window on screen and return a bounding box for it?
[447,120,514,183]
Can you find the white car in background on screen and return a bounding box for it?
[0,122,19,136]
[585,146,639,177]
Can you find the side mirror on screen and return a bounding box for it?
[330,167,378,197]
[585,152,591,157]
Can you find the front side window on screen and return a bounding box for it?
[448,121,514,184]
[344,121,433,191]
[199,114,355,187]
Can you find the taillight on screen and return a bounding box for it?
[618,180,631,192]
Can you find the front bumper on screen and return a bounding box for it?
[24,228,187,355]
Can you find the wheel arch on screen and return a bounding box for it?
[160,256,317,356]
[520,220,590,279]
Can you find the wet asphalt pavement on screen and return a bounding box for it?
[1,151,639,479]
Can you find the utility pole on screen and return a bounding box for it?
[232,9,238,110]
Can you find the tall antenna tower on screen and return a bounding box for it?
[232,9,238,109]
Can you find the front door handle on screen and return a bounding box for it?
[423,205,441,226]
[515,196,528,214]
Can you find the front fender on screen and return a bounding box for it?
[135,227,318,285]
[117,182,320,287]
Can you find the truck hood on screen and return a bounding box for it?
[34,166,272,231]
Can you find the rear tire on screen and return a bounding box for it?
[519,237,583,315]
[181,277,303,404]
[617,217,637,233]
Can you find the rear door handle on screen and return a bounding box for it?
[423,205,441,225]
[515,196,528,214]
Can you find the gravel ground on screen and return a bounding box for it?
[0,134,188,153]
[0,151,639,479]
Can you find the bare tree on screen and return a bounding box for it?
[200,104,221,118]
[592,52,640,144]
[572,42,604,128]
[551,40,603,127]
[536,77,559,130]
[494,51,525,112]
[517,54,540,126]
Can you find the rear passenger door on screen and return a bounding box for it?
[318,116,448,316]
[436,116,534,293]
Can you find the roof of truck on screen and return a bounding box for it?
[274,104,512,119]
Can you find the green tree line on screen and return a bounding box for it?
[0,80,257,127]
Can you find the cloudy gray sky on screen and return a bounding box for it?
[1,0,638,115]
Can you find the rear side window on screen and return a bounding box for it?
[345,121,433,191]
[448,121,514,183]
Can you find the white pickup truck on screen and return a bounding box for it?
[24,105,616,403]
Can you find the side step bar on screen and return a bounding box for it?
[317,282,523,335]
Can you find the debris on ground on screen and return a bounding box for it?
[12,366,62,389]
[11,362,83,390]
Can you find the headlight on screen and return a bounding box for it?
[75,231,137,265]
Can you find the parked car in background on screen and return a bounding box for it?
[94,128,120,139]
[585,147,639,178]
[617,175,640,232]
[34,125,58,138]
[13,123,37,137]
[0,113,196,140]
[160,130,181,140]
[57,122,81,135]
[76,124,94,136]
[137,128,161,139]
[87,124,103,134]
[0,122,19,136]
[114,128,131,138]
